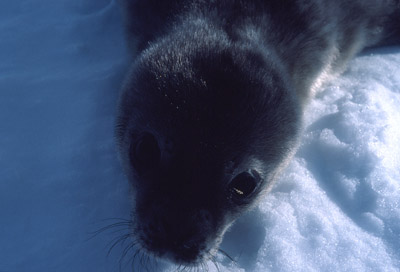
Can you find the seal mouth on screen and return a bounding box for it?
[130,206,226,266]
[136,227,214,265]
[164,246,209,265]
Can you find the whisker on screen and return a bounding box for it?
[147,254,152,271]
[107,233,131,256]
[118,243,131,272]
[218,248,236,263]
[87,221,132,241]
[200,262,205,272]
[140,251,146,268]
[119,240,139,271]
[211,258,220,272]
[204,261,210,272]
[126,247,141,272]
[130,249,136,272]
[148,253,158,271]
[121,240,137,262]
[100,217,132,223]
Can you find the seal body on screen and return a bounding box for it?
[116,0,399,265]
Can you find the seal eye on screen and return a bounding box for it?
[130,132,161,173]
[229,171,259,201]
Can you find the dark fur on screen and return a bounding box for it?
[116,0,399,265]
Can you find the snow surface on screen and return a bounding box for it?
[0,1,399,271]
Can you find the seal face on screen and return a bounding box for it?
[116,36,301,263]
[116,0,399,265]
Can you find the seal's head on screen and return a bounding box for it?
[116,29,301,265]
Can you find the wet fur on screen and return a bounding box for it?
[116,0,399,266]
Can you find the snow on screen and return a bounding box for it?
[0,1,399,271]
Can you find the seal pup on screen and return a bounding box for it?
[115,0,399,266]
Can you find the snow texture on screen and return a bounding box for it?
[0,1,399,271]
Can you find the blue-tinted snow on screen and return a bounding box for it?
[0,1,399,271]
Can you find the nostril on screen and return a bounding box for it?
[181,243,202,261]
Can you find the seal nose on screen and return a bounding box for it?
[141,208,212,264]
[171,239,204,263]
